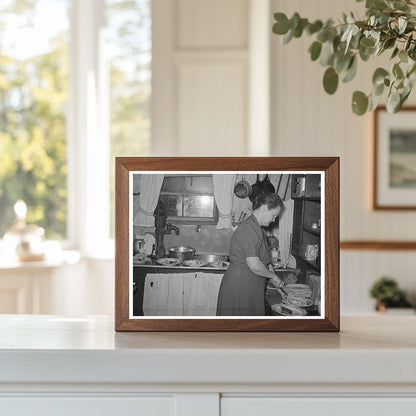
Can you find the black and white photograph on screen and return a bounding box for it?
[130,172,323,319]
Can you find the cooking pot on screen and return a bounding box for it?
[234,174,252,199]
[168,246,196,262]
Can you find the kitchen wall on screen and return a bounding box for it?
[271,0,416,313]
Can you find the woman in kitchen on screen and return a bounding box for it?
[216,193,284,316]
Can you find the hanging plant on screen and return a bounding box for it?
[272,0,416,115]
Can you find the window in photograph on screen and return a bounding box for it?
[159,175,218,223]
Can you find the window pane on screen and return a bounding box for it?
[161,177,186,193]
[183,195,214,217]
[184,176,214,193]
[106,0,151,237]
[160,195,183,217]
[0,0,70,239]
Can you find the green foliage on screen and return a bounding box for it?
[0,28,69,238]
[370,276,412,307]
[107,0,151,237]
[352,90,369,114]
[0,0,152,239]
[323,67,339,94]
[272,0,416,115]
[309,41,322,61]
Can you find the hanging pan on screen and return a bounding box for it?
[260,174,275,194]
[234,174,252,199]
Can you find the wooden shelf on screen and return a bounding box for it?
[294,254,320,272]
[303,227,320,237]
[292,196,321,202]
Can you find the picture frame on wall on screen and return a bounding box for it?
[115,157,340,332]
[373,106,416,210]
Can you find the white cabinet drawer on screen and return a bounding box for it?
[0,396,174,416]
[221,397,416,416]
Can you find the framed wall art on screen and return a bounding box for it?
[115,157,339,331]
[373,106,416,210]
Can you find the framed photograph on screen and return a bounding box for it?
[115,157,339,331]
[373,106,416,210]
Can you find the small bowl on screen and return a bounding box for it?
[183,259,208,268]
[209,260,230,269]
[156,258,180,266]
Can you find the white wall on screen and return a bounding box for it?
[270,0,416,313]
[152,0,260,156]
[48,0,416,316]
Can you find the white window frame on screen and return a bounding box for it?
[68,0,111,258]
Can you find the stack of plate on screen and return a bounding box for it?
[283,284,313,307]
[286,284,312,297]
[271,304,307,316]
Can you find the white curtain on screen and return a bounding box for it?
[143,273,224,316]
[133,174,165,227]
[213,174,236,229]
[143,273,184,316]
[279,199,294,267]
[183,273,223,316]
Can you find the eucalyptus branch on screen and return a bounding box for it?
[272,0,416,115]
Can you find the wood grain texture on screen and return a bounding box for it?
[114,159,130,330]
[115,157,340,332]
[373,106,416,210]
[340,241,416,250]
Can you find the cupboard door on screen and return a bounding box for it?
[291,199,304,257]
[0,396,174,416]
[221,397,416,416]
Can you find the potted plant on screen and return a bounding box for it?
[369,276,413,313]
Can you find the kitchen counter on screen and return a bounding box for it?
[133,262,228,271]
[1,315,416,415]
[1,315,416,381]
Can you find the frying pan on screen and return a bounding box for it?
[249,174,263,202]
[234,174,252,199]
[260,174,275,194]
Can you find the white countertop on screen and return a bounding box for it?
[0,315,415,389]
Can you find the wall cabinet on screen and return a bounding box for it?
[221,397,416,416]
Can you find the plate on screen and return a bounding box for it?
[183,259,208,267]
[133,255,149,265]
[286,284,311,291]
[156,258,180,266]
[283,297,314,307]
[271,304,307,316]
[209,260,230,269]
[281,273,298,284]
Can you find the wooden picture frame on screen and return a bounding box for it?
[373,106,416,210]
[115,157,339,332]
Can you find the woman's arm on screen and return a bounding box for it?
[246,257,283,285]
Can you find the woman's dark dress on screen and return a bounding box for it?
[216,214,271,316]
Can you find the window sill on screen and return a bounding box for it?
[0,250,81,271]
